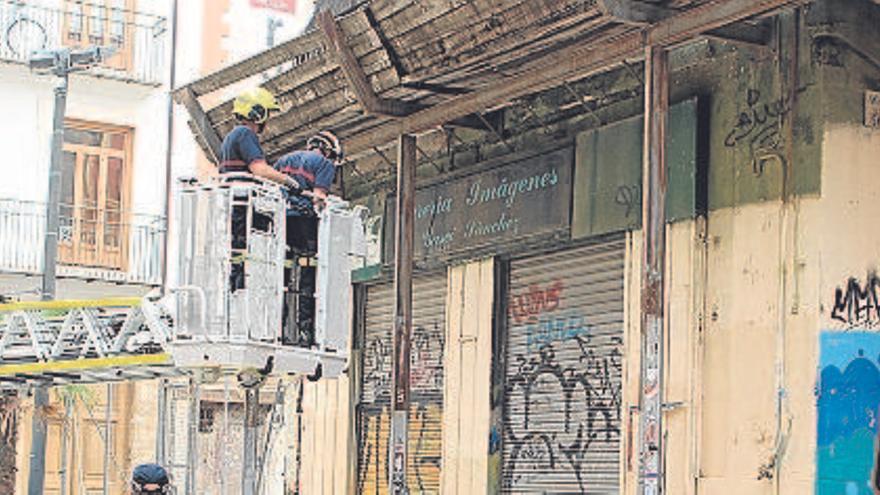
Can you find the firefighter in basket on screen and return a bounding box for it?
[273,130,345,347]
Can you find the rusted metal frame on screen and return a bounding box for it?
[178,87,222,164]
[344,158,387,200]
[445,125,467,147]
[476,112,513,152]
[638,45,668,495]
[389,133,416,493]
[522,104,555,135]
[439,124,470,170]
[416,143,444,173]
[372,145,396,172]
[562,81,603,126]
[600,0,773,46]
[621,58,645,86]
[343,0,804,155]
[345,158,368,181]
[318,10,415,117]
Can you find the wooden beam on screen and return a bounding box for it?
[178,88,222,164]
[637,44,668,494]
[599,0,772,46]
[597,0,669,23]
[317,10,414,117]
[390,133,416,492]
[362,6,407,82]
[401,81,472,96]
[705,20,773,47]
[175,30,328,99]
[343,0,803,155]
[445,110,505,131]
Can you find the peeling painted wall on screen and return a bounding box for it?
[813,120,880,494]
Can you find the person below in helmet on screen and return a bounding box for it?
[274,130,344,346]
[218,87,299,191]
[130,463,173,494]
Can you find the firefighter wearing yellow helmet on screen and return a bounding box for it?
[232,87,279,126]
[218,87,298,191]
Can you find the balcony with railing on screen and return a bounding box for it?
[0,199,165,285]
[0,0,167,85]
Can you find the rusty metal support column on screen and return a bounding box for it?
[389,134,415,494]
[638,44,668,495]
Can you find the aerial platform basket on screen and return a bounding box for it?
[170,175,367,379]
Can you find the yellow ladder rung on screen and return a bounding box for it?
[0,297,142,313]
[0,353,171,376]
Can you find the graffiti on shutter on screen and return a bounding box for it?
[358,274,447,494]
[502,238,625,494]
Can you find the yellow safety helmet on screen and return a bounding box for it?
[232,87,280,124]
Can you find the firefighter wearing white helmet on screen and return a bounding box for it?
[273,130,345,346]
[218,87,299,191]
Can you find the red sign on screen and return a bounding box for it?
[249,0,296,13]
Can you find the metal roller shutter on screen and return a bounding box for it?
[357,273,447,494]
[502,237,625,494]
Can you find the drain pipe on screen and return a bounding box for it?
[758,8,799,489]
[772,9,801,491]
[161,0,180,295]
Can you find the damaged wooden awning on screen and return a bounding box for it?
[173,0,802,169]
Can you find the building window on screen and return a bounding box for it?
[66,2,84,42]
[198,405,215,433]
[62,0,134,71]
[59,120,133,271]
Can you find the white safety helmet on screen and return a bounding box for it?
[306,130,344,165]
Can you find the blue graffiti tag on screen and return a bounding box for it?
[523,310,590,352]
[817,331,880,495]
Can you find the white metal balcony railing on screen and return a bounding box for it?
[0,199,165,285]
[0,0,167,85]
